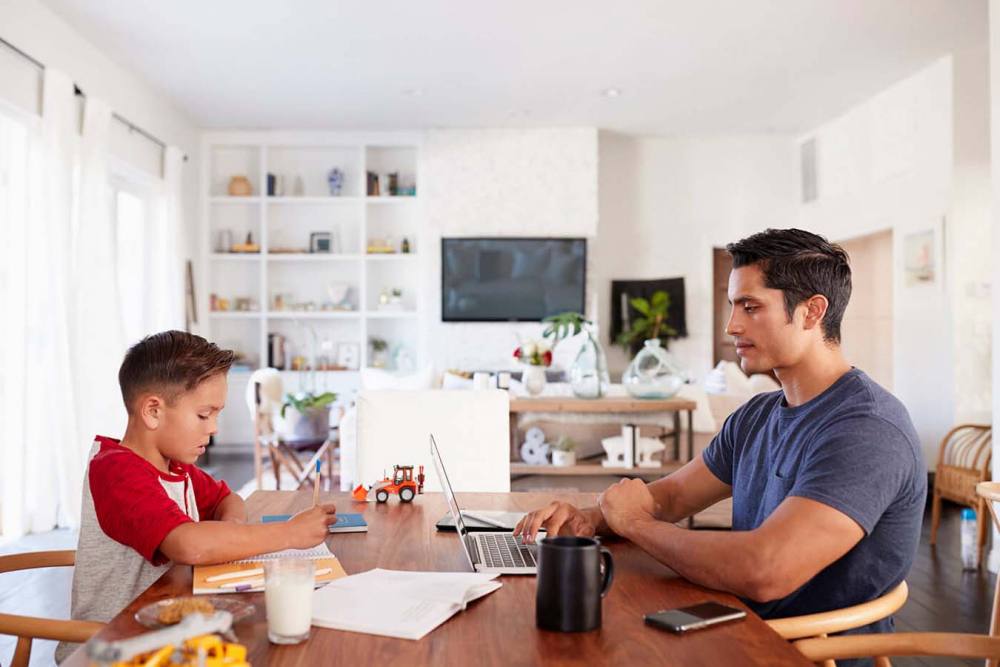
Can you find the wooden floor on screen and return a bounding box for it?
[0,454,994,666]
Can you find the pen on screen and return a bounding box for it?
[206,567,264,583]
[219,567,333,590]
[313,459,321,507]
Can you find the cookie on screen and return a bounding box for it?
[157,598,215,625]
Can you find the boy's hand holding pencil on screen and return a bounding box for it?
[286,503,338,549]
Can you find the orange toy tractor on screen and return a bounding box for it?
[352,465,425,503]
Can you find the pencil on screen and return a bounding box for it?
[312,458,321,507]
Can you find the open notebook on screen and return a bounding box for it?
[192,543,346,595]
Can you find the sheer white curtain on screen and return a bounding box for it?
[3,69,78,536]
[71,98,128,499]
[1,67,187,537]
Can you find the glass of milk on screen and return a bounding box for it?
[264,559,315,644]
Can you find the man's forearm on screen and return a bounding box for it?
[214,493,246,522]
[161,521,291,565]
[621,518,768,601]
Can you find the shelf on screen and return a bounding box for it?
[267,196,363,205]
[366,196,419,204]
[366,311,418,319]
[266,253,362,261]
[210,196,262,204]
[365,253,417,261]
[209,311,262,320]
[510,459,682,477]
[210,253,261,261]
[266,311,360,320]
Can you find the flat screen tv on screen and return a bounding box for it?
[441,237,586,322]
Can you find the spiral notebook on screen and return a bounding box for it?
[192,543,346,595]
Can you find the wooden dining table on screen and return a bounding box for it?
[65,490,810,666]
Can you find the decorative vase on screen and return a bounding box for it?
[522,365,547,396]
[551,450,576,467]
[227,175,252,196]
[327,167,344,196]
[569,330,611,399]
[622,339,687,399]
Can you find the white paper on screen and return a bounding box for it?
[311,568,501,640]
[233,543,334,563]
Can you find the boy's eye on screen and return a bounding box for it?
[198,415,209,421]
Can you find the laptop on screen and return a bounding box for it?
[430,435,539,575]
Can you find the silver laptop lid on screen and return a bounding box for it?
[430,434,477,570]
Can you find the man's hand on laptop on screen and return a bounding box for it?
[513,502,598,544]
[597,478,660,538]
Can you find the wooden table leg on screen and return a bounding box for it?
[687,409,694,463]
[673,411,681,462]
[510,413,520,461]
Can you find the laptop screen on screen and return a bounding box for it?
[430,435,477,569]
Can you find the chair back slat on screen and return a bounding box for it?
[943,426,991,470]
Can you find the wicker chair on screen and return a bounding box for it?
[930,424,992,565]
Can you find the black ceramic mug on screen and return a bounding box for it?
[536,536,615,632]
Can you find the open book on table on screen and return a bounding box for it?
[311,568,502,640]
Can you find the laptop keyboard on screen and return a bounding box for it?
[477,533,536,569]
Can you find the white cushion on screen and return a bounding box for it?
[441,372,474,390]
[719,361,752,395]
[676,385,717,434]
[360,365,436,391]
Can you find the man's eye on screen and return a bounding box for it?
[744,305,758,313]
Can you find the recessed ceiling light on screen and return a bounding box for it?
[602,88,622,98]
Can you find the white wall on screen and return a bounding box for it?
[797,56,991,466]
[0,0,202,324]
[593,132,799,379]
[422,128,600,371]
[989,0,1000,574]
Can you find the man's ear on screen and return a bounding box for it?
[801,294,829,333]
[138,395,165,430]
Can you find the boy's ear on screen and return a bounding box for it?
[138,394,165,430]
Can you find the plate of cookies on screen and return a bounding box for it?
[135,596,255,628]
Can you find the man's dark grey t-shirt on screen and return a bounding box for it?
[702,368,926,633]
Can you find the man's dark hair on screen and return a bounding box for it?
[119,330,235,413]
[726,228,852,344]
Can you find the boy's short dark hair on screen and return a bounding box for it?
[726,228,852,344]
[119,331,235,413]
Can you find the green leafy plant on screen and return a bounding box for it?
[542,311,591,347]
[551,435,577,452]
[370,337,388,353]
[281,391,337,418]
[616,291,677,349]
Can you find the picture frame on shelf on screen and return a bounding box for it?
[310,232,332,253]
[337,342,360,370]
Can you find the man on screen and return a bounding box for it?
[515,228,926,636]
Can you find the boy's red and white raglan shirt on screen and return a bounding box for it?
[56,436,231,663]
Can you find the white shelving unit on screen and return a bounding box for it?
[201,132,425,444]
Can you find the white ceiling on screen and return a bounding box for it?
[41,0,986,135]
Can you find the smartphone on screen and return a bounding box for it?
[644,602,747,633]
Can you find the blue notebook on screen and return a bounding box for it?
[262,512,368,534]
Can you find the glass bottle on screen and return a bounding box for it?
[622,339,687,399]
[569,329,611,399]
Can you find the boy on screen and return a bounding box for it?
[57,331,337,662]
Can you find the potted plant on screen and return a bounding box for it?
[550,436,578,467]
[278,391,337,442]
[370,337,389,369]
[513,339,551,396]
[617,290,678,355]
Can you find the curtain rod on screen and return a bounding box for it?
[0,35,188,162]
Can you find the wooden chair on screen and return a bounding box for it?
[0,551,103,667]
[248,369,335,492]
[931,424,992,564]
[978,481,1000,658]
[793,633,1000,666]
[766,582,908,667]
